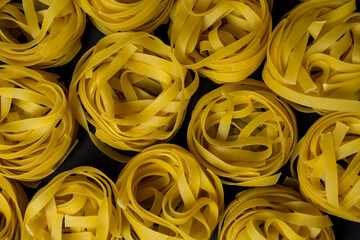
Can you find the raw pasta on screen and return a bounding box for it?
[187,79,297,186]
[116,143,224,240]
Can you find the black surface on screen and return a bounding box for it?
[22,0,360,239]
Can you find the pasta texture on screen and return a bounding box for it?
[297,112,360,222]
[76,0,175,34]
[187,79,297,186]
[116,144,224,240]
[263,0,360,113]
[169,0,272,83]
[0,175,28,240]
[0,0,86,68]
[0,65,77,182]
[70,32,199,159]
[23,166,122,240]
[218,186,335,240]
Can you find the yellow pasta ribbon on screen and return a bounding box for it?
[0,175,28,240]
[169,0,272,83]
[297,112,360,222]
[0,65,77,182]
[23,166,122,240]
[0,0,86,68]
[76,0,175,34]
[263,0,360,114]
[218,185,335,240]
[69,32,199,159]
[187,79,297,186]
[116,143,224,240]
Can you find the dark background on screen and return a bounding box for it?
[22,0,360,239]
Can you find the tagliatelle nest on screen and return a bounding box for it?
[187,79,297,186]
[297,112,360,222]
[76,0,175,34]
[169,0,272,83]
[0,65,77,182]
[23,167,122,240]
[0,0,86,68]
[116,144,224,240]
[70,32,199,158]
[218,186,335,240]
[263,0,360,114]
[0,175,28,240]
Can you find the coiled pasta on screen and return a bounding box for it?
[169,0,272,83]
[0,65,77,182]
[76,0,175,34]
[187,79,297,186]
[116,144,224,240]
[0,175,28,240]
[297,112,360,222]
[218,185,335,240]
[23,166,122,240]
[70,32,199,158]
[263,0,360,113]
[0,0,86,68]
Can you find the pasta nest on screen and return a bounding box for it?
[0,65,77,182]
[75,0,175,34]
[218,186,335,240]
[0,0,86,68]
[297,112,360,222]
[0,175,28,240]
[187,79,297,186]
[263,0,360,114]
[116,144,224,240]
[169,0,272,83]
[70,32,199,157]
[23,166,122,240]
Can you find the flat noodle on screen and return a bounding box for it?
[263,0,360,113]
[297,112,360,222]
[0,65,77,182]
[76,0,175,34]
[218,185,335,240]
[69,32,199,158]
[169,0,272,83]
[23,166,122,240]
[187,79,297,186]
[0,0,86,68]
[116,143,224,240]
[0,175,28,240]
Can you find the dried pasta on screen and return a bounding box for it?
[218,185,335,240]
[0,0,86,68]
[70,32,199,159]
[0,65,77,182]
[23,166,122,240]
[0,175,28,240]
[297,112,360,222]
[169,0,272,83]
[187,79,297,186]
[76,0,175,34]
[263,0,360,114]
[116,144,224,240]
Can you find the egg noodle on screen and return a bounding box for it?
[23,166,122,240]
[70,31,199,160]
[218,185,335,240]
[0,0,86,68]
[169,0,272,83]
[263,0,360,113]
[116,144,224,240]
[76,0,175,34]
[187,79,297,186]
[0,175,27,240]
[0,65,77,182]
[296,112,360,222]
